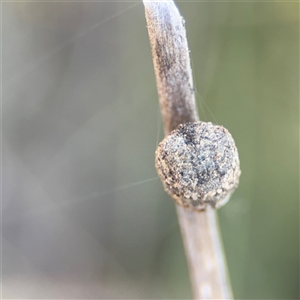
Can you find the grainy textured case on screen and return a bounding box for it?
[155,121,241,210]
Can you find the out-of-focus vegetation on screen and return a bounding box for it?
[3,1,298,299]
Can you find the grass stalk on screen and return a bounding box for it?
[143,1,233,298]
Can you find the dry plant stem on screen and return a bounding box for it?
[143,0,198,135]
[143,1,233,299]
[177,206,233,299]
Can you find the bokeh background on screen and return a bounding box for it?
[2,1,299,299]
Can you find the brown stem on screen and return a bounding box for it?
[143,0,233,299]
[142,0,198,135]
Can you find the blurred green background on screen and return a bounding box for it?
[3,1,299,299]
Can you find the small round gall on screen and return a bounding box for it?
[155,121,241,211]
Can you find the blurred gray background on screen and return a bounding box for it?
[2,1,299,299]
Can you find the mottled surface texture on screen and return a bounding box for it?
[155,121,240,210]
[144,0,198,134]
